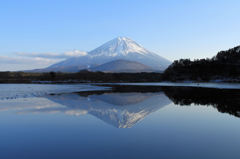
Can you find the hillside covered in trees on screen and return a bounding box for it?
[163,46,240,82]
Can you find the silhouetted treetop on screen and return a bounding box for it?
[163,45,240,82]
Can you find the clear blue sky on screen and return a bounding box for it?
[1,0,240,71]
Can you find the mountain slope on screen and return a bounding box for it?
[36,37,171,72]
[91,59,154,73]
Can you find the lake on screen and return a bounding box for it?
[0,83,240,159]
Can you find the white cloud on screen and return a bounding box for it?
[16,50,88,59]
[16,52,62,59]
[0,56,59,64]
[64,50,88,57]
[0,55,62,71]
[0,50,88,71]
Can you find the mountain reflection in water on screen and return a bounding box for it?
[39,92,171,128]
[1,85,240,128]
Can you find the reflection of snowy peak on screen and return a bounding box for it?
[44,92,171,128]
[0,90,171,128]
[39,37,171,72]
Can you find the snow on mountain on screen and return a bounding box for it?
[37,37,171,72]
[89,37,151,56]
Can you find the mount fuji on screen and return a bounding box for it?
[34,37,171,72]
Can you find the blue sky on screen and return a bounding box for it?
[1,0,240,71]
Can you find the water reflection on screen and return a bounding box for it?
[36,91,171,128]
[1,85,240,128]
[162,87,240,118]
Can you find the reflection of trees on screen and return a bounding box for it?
[78,85,240,118]
[162,86,240,118]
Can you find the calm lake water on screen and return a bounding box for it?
[0,84,240,159]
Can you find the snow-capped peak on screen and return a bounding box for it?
[43,36,171,72]
[88,37,151,57]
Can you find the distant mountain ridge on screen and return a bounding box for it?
[30,37,171,73]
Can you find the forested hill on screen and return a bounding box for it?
[163,46,240,82]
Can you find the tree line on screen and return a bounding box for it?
[0,70,163,83]
[163,46,240,82]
